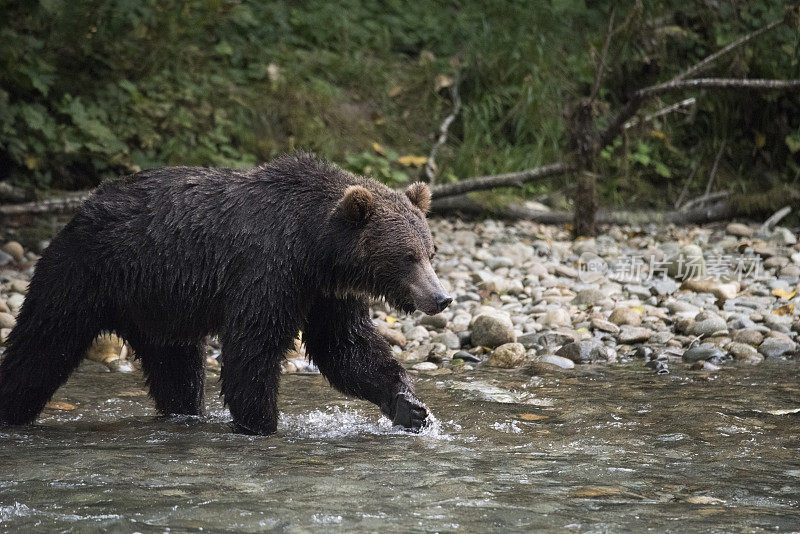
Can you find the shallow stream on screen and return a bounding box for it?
[1,361,799,532]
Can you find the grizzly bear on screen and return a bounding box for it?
[0,153,451,435]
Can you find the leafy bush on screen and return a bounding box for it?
[0,0,797,208]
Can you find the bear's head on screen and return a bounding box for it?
[331,181,452,316]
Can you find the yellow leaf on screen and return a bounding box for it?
[371,142,386,156]
[386,316,397,324]
[434,74,453,92]
[772,288,797,299]
[24,156,38,170]
[397,155,427,168]
[774,304,794,316]
[519,413,548,421]
[388,85,404,98]
[755,133,766,148]
[45,401,76,411]
[650,129,666,139]
[632,306,644,315]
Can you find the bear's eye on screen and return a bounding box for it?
[405,253,418,263]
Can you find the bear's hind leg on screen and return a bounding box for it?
[133,341,205,416]
[0,299,100,426]
[219,333,287,435]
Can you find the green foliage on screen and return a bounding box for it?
[343,150,412,188]
[0,0,798,209]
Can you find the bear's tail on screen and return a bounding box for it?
[0,253,102,426]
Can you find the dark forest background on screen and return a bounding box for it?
[1,1,798,211]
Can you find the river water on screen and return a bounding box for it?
[1,360,799,532]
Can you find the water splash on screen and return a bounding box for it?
[278,405,454,440]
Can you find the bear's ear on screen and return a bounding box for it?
[338,185,375,222]
[405,182,431,213]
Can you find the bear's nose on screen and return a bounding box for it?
[436,294,453,313]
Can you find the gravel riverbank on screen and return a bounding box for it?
[1,218,799,377]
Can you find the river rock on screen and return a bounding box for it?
[107,359,135,373]
[471,313,515,348]
[0,312,15,329]
[9,279,28,294]
[609,307,642,327]
[431,331,460,350]
[590,317,620,334]
[649,277,680,296]
[617,326,652,343]
[411,361,438,372]
[1,241,24,262]
[758,337,797,358]
[488,342,526,368]
[531,354,575,371]
[732,329,764,346]
[419,314,448,329]
[0,249,13,267]
[780,264,800,278]
[771,227,798,246]
[541,308,571,328]
[691,315,728,336]
[554,265,579,279]
[452,350,482,363]
[405,325,430,342]
[765,256,789,270]
[6,293,24,311]
[726,222,753,238]
[668,244,706,280]
[573,288,605,307]
[516,332,539,349]
[690,360,721,371]
[680,278,738,300]
[378,326,406,347]
[555,340,606,364]
[728,341,759,361]
[682,344,725,363]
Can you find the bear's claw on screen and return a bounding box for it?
[391,392,430,432]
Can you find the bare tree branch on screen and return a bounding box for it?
[670,18,783,82]
[430,162,575,200]
[703,141,726,198]
[674,162,700,209]
[679,190,730,212]
[425,77,462,185]
[636,77,800,99]
[601,78,800,148]
[588,5,617,104]
[759,205,792,233]
[0,192,89,216]
[624,97,695,129]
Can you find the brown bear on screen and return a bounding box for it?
[0,153,451,435]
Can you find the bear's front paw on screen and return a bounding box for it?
[391,392,430,433]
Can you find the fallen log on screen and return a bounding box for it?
[0,192,89,217]
[432,194,735,226]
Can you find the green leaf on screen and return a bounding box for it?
[214,41,233,56]
[786,134,800,154]
[654,162,671,178]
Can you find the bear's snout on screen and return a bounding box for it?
[409,262,451,315]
